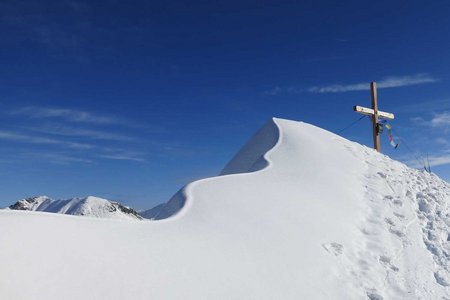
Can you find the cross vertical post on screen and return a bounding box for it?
[370,81,381,152]
[353,81,395,153]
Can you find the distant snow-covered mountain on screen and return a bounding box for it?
[8,195,142,220]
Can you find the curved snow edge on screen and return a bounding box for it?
[152,117,286,220]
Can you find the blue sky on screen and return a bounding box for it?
[1,0,450,209]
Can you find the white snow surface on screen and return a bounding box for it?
[1,118,449,299]
[7,195,142,220]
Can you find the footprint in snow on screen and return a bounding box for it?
[393,199,403,207]
[405,190,413,198]
[384,218,406,237]
[434,271,449,287]
[383,195,403,207]
[389,227,405,238]
[417,198,431,214]
[393,212,405,219]
[378,255,399,272]
[366,290,383,300]
[322,242,343,256]
[377,172,387,179]
[379,255,391,264]
[384,217,395,226]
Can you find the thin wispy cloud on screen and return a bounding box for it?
[10,106,120,125]
[97,154,146,162]
[97,147,148,162]
[0,130,150,164]
[3,106,163,165]
[264,86,302,96]
[411,111,450,131]
[23,125,134,141]
[407,153,450,169]
[430,111,450,128]
[397,99,450,113]
[428,154,450,167]
[264,73,438,96]
[0,130,94,149]
[308,74,438,93]
[20,152,93,165]
[435,137,449,146]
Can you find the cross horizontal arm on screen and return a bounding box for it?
[353,105,395,120]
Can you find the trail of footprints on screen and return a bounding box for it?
[363,168,408,299]
[371,166,450,296]
[327,144,450,297]
[321,156,450,299]
[414,176,450,288]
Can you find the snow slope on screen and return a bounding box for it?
[7,195,142,220]
[1,118,449,299]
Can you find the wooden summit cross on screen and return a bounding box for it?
[354,81,394,153]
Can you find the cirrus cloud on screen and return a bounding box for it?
[264,73,439,95]
[308,73,438,93]
[10,106,118,124]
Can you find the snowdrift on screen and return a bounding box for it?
[1,118,449,299]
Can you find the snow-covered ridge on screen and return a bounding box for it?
[1,118,449,299]
[142,118,281,219]
[8,195,142,220]
[220,118,280,175]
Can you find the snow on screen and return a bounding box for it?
[1,118,449,299]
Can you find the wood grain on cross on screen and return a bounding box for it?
[353,81,394,153]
